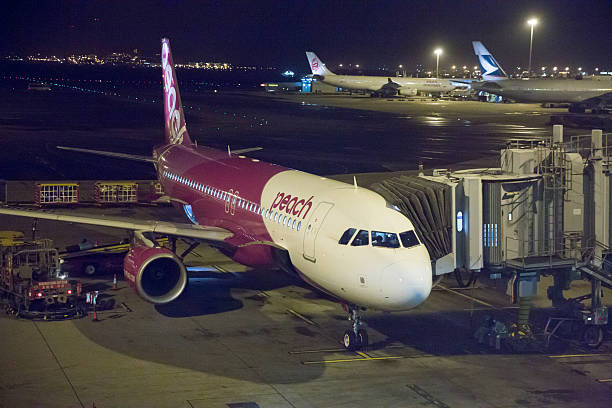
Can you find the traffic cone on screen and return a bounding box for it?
[112,274,117,290]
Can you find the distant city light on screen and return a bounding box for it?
[451,65,456,70]
[564,67,569,71]
[473,66,477,70]
[339,64,343,67]
[553,66,557,71]
[462,66,467,70]
[398,64,403,68]
[578,67,582,71]
[355,64,360,68]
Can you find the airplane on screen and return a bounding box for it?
[472,41,612,113]
[0,39,433,351]
[306,51,456,97]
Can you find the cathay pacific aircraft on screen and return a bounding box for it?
[472,41,612,113]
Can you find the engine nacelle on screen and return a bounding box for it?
[398,87,418,96]
[123,245,187,304]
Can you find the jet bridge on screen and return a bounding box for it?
[372,125,611,344]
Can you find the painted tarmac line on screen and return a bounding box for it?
[289,344,406,354]
[597,379,612,382]
[287,309,319,327]
[302,355,404,365]
[549,353,612,358]
[437,285,497,308]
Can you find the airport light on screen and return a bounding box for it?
[565,66,569,71]
[398,64,403,68]
[355,64,360,68]
[527,18,538,75]
[434,48,442,78]
[553,66,558,72]
[462,65,467,70]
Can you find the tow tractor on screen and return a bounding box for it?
[0,231,86,319]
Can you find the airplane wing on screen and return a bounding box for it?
[0,207,232,242]
[57,146,155,163]
[230,147,263,155]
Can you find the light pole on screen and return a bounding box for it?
[527,18,538,76]
[434,48,442,78]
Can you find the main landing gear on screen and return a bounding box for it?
[342,305,368,351]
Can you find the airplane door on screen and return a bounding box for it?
[303,202,334,262]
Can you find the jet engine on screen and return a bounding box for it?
[123,245,187,304]
[398,87,418,96]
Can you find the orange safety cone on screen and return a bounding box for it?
[112,274,117,290]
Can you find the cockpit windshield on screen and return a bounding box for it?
[338,227,420,249]
[399,230,419,248]
[350,230,369,246]
[371,231,400,248]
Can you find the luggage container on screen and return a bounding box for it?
[95,182,138,204]
[36,183,79,205]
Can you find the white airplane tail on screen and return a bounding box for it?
[305,52,335,76]
[472,41,507,81]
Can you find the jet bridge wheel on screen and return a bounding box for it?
[583,326,604,349]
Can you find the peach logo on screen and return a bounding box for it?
[271,192,314,219]
[162,41,185,145]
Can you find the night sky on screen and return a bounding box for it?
[3,0,611,71]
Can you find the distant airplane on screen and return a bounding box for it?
[306,51,456,97]
[472,41,612,113]
[0,39,433,351]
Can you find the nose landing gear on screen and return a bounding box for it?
[343,305,368,351]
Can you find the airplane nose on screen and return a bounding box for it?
[380,259,432,310]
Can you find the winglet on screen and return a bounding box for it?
[161,38,193,146]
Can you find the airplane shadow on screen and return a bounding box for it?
[155,268,301,318]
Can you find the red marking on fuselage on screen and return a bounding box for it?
[271,192,313,219]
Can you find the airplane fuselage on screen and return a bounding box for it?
[318,75,455,94]
[155,143,432,311]
[475,78,612,104]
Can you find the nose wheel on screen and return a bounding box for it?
[343,306,368,351]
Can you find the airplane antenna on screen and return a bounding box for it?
[227,145,231,157]
[353,176,358,189]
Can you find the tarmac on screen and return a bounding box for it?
[1,86,611,407]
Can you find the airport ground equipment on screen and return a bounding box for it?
[373,125,611,347]
[36,182,80,205]
[0,231,86,319]
[95,181,138,204]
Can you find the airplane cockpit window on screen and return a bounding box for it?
[399,230,420,248]
[371,231,400,248]
[338,228,357,245]
[351,229,369,246]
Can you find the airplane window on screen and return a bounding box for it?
[371,231,400,248]
[351,230,369,246]
[338,228,357,245]
[297,221,301,231]
[288,217,292,227]
[274,212,279,221]
[266,209,270,217]
[399,230,420,248]
[292,219,296,229]
[283,215,287,225]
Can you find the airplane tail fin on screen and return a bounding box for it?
[472,41,507,81]
[305,52,335,76]
[161,38,193,146]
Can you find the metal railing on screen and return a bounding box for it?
[505,233,584,270]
